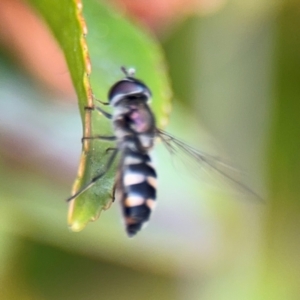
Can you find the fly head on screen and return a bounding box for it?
[108,70,152,107]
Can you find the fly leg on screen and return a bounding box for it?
[81,135,116,143]
[104,146,117,153]
[95,106,112,119]
[82,106,114,142]
[82,104,114,141]
[92,95,110,106]
[66,148,119,202]
[84,104,112,120]
[67,101,116,202]
[90,94,112,119]
[111,167,122,203]
[111,182,117,202]
[107,153,118,203]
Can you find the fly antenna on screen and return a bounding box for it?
[121,66,136,78]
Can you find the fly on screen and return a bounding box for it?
[67,67,260,237]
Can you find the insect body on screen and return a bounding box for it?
[67,67,260,237]
[108,71,157,236]
[68,67,158,236]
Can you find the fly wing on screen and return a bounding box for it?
[156,129,262,201]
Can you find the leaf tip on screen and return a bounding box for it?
[68,220,86,232]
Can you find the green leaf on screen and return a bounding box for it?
[27,0,171,231]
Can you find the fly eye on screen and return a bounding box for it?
[108,79,151,105]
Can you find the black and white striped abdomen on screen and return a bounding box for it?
[121,148,157,237]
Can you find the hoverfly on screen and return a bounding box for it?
[67,67,260,237]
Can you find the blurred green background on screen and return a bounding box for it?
[0,0,300,299]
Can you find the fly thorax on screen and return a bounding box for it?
[127,106,153,133]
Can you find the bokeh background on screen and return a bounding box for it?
[0,0,299,299]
